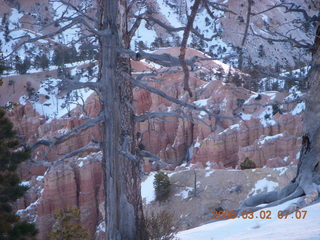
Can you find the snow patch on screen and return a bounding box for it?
[259,107,277,127]
[194,138,201,148]
[199,111,207,118]
[291,102,305,115]
[275,167,287,176]
[9,8,23,30]
[141,172,156,204]
[240,113,252,121]
[230,124,240,130]
[194,98,209,107]
[248,178,279,196]
[175,187,193,199]
[178,198,320,240]
[263,91,277,100]
[20,181,30,187]
[96,221,106,233]
[205,170,214,177]
[36,176,44,181]
[258,134,283,145]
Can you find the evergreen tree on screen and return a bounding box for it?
[79,41,96,61]
[48,207,89,240]
[240,157,256,170]
[154,172,171,201]
[2,14,10,43]
[52,46,78,66]
[0,108,38,240]
[15,56,31,74]
[52,48,65,66]
[0,53,6,75]
[34,54,49,70]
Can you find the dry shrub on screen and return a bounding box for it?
[145,210,178,240]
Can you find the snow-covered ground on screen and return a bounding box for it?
[177,199,320,240]
[141,172,156,204]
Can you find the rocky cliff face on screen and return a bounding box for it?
[142,166,297,231]
[0,0,310,238]
[15,152,105,240]
[4,47,304,238]
[135,47,303,171]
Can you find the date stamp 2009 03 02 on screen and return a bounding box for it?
[211,210,307,220]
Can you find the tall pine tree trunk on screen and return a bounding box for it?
[98,0,147,239]
[293,35,320,205]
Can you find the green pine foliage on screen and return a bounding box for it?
[34,54,49,70]
[240,157,257,170]
[48,207,89,240]
[0,108,38,240]
[15,56,31,74]
[0,54,6,75]
[52,46,79,66]
[154,172,171,201]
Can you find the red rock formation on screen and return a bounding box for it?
[16,153,104,239]
[3,47,303,239]
[133,48,303,170]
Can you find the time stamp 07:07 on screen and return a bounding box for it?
[211,210,308,220]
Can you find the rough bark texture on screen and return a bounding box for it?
[98,0,146,239]
[295,33,320,203]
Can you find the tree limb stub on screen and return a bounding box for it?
[139,150,173,169]
[120,135,140,164]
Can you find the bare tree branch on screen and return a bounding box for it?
[59,0,99,24]
[28,140,101,167]
[252,2,319,22]
[31,113,104,152]
[5,16,109,58]
[205,0,236,15]
[57,78,100,92]
[134,12,217,42]
[241,0,252,46]
[139,150,173,169]
[251,3,283,16]
[120,48,202,69]
[179,0,202,97]
[132,77,235,120]
[120,135,140,164]
[135,111,212,129]
[58,140,101,162]
[128,17,142,41]
[250,26,312,49]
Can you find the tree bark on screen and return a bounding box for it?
[98,0,147,239]
[293,34,320,204]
